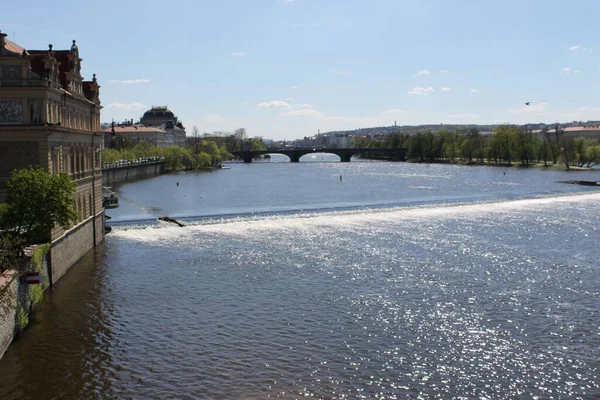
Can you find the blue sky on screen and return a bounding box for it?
[3,0,600,139]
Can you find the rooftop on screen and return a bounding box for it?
[103,125,166,134]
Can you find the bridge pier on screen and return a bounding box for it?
[340,154,352,162]
[242,154,253,163]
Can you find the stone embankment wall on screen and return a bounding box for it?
[102,162,166,186]
[0,246,50,359]
[50,213,103,284]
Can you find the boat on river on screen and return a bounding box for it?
[103,188,119,209]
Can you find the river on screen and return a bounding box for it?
[1,157,599,399]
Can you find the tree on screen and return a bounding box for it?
[542,124,564,164]
[561,136,576,170]
[250,137,267,151]
[439,129,458,162]
[460,129,484,163]
[585,145,600,167]
[1,168,77,246]
[492,125,517,165]
[195,152,212,168]
[191,126,201,155]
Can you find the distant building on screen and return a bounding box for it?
[104,106,186,147]
[140,106,178,126]
[104,122,169,147]
[564,126,600,141]
[534,126,600,142]
[0,31,104,283]
[329,133,352,148]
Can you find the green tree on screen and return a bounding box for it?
[585,145,600,167]
[195,152,212,168]
[101,148,121,163]
[1,168,77,245]
[561,137,576,170]
[460,129,484,163]
[250,137,267,151]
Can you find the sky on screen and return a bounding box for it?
[2,0,600,140]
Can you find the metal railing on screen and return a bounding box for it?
[101,157,165,170]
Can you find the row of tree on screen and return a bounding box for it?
[101,139,234,171]
[103,127,269,168]
[190,127,267,152]
[353,125,600,169]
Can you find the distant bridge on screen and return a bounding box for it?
[231,147,407,163]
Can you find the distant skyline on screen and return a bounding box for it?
[3,0,600,139]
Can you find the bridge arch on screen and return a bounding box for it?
[298,152,342,162]
[231,147,406,163]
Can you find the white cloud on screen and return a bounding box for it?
[440,87,452,92]
[415,69,431,76]
[231,52,244,57]
[105,102,146,110]
[568,44,593,52]
[469,89,479,93]
[509,102,549,114]
[257,100,292,109]
[109,79,150,84]
[292,85,299,89]
[330,68,352,75]
[440,69,449,73]
[294,103,314,108]
[279,109,323,117]
[563,67,572,74]
[408,87,434,95]
[382,109,406,114]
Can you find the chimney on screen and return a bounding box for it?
[0,30,7,51]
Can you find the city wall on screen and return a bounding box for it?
[102,161,166,186]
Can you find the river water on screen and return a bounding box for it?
[1,157,600,399]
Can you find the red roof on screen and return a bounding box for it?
[103,126,166,134]
[2,37,27,55]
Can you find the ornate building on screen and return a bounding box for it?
[0,30,104,284]
[140,106,186,146]
[140,106,178,126]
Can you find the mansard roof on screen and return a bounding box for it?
[143,106,175,119]
[1,34,101,104]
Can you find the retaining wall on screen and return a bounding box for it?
[102,162,166,185]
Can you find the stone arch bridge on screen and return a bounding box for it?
[231,147,407,163]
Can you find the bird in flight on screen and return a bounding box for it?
[525,102,531,105]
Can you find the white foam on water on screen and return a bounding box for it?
[110,192,600,244]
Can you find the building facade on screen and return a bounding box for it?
[141,106,186,145]
[0,31,104,283]
[104,106,186,147]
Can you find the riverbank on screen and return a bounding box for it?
[402,159,595,171]
[0,245,49,359]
